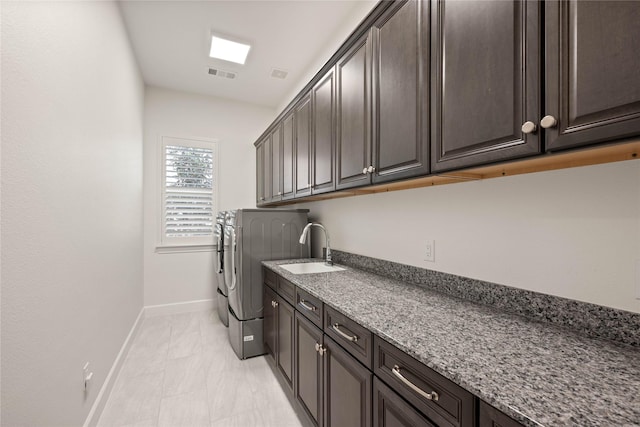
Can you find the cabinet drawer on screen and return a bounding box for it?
[374,336,476,427]
[277,276,296,306]
[264,267,277,289]
[296,288,323,328]
[324,305,373,369]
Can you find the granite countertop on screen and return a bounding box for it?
[263,258,640,427]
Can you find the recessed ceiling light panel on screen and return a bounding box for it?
[209,35,251,65]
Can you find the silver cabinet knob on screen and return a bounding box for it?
[277,192,282,196]
[273,301,278,307]
[362,167,368,175]
[367,166,375,173]
[540,115,558,129]
[521,121,537,134]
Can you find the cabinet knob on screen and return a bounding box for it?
[521,121,537,134]
[362,167,368,175]
[367,166,375,173]
[271,300,278,307]
[277,192,282,196]
[540,115,558,129]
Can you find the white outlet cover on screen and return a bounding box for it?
[425,240,435,262]
[636,260,640,300]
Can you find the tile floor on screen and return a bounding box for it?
[98,310,304,427]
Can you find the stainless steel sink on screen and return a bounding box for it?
[279,262,346,275]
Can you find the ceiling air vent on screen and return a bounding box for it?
[270,68,288,79]
[208,68,237,80]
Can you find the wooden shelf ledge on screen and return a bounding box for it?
[266,138,640,207]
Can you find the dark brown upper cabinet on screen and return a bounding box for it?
[281,111,295,200]
[311,69,336,195]
[269,125,282,203]
[335,33,372,190]
[431,0,541,172]
[371,0,430,184]
[337,0,430,191]
[295,94,312,199]
[256,138,266,206]
[256,134,272,206]
[544,0,640,151]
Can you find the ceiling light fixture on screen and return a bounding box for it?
[209,35,251,65]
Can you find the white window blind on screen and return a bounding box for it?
[160,137,218,248]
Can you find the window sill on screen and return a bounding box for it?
[155,244,215,254]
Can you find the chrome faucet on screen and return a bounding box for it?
[299,222,332,266]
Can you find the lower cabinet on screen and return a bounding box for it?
[277,294,295,389]
[263,284,277,361]
[295,311,324,426]
[264,268,526,427]
[263,283,295,391]
[373,377,435,427]
[324,336,372,427]
[294,311,373,427]
[478,400,525,427]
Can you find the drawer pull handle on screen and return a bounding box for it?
[332,323,358,342]
[392,365,439,402]
[299,299,317,312]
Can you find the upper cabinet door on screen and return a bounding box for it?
[312,69,336,194]
[336,34,372,191]
[295,94,312,198]
[264,135,273,201]
[256,140,266,206]
[545,0,640,151]
[372,0,430,184]
[431,0,541,172]
[282,112,295,200]
[270,126,282,202]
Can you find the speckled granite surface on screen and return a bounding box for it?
[331,250,640,347]
[263,258,640,427]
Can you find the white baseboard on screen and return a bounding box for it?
[83,307,145,427]
[144,299,216,317]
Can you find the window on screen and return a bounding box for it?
[159,137,218,249]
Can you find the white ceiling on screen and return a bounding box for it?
[119,0,377,109]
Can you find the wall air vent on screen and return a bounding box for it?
[270,68,288,79]
[208,68,237,80]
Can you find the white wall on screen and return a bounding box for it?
[1,1,144,426]
[143,86,274,306]
[299,160,640,314]
[276,0,378,113]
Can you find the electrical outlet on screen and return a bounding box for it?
[425,240,435,262]
[83,362,93,391]
[636,260,640,300]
